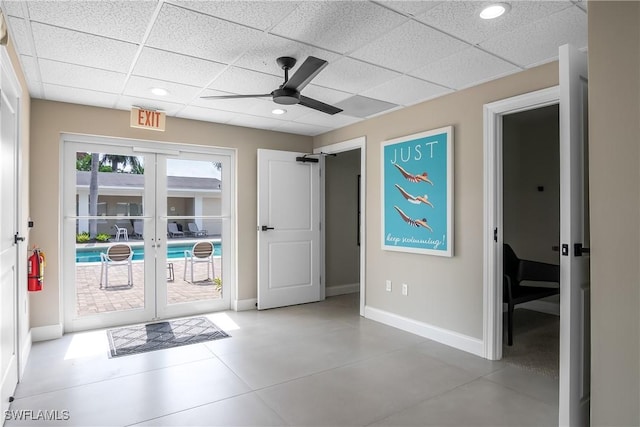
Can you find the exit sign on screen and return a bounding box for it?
[130,107,166,131]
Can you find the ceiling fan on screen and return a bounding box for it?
[201,56,343,115]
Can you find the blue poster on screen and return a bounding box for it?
[381,126,453,256]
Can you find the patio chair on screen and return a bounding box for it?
[100,243,133,289]
[183,241,214,283]
[167,222,184,238]
[187,222,207,237]
[113,224,128,241]
[133,220,143,239]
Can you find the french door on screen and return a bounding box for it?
[62,136,235,332]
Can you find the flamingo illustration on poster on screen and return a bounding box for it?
[381,126,453,257]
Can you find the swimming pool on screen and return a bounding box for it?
[76,242,221,263]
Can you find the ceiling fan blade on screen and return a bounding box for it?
[201,93,272,100]
[299,95,343,115]
[283,56,327,91]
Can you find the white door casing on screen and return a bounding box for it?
[558,44,590,427]
[257,149,320,310]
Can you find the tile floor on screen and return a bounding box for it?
[7,294,559,426]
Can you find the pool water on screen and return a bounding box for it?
[76,242,221,263]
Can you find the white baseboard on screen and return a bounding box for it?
[31,324,63,342]
[19,330,32,378]
[326,283,359,297]
[364,306,484,357]
[233,298,257,311]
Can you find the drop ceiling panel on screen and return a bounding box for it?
[351,20,469,74]
[176,105,238,124]
[233,34,340,77]
[311,57,401,94]
[39,59,127,94]
[132,48,227,88]
[361,75,452,106]
[7,17,33,56]
[43,84,120,110]
[274,121,332,136]
[115,95,185,116]
[25,0,157,44]
[31,23,138,73]
[480,6,587,67]
[410,47,521,90]
[2,1,25,18]
[270,1,407,54]
[417,1,574,45]
[226,114,288,132]
[146,3,264,63]
[207,67,284,95]
[377,1,442,17]
[122,76,201,106]
[175,1,301,31]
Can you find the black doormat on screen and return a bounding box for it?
[107,317,229,358]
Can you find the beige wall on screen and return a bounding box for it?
[29,100,311,328]
[325,149,361,288]
[588,1,640,425]
[314,62,559,338]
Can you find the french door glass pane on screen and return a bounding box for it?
[74,151,146,317]
[165,158,223,306]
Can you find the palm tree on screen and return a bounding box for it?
[100,155,142,173]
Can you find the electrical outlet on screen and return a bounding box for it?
[402,283,408,296]
[385,280,392,292]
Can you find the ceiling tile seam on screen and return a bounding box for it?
[17,2,44,96]
[39,81,128,98]
[35,57,129,79]
[163,1,276,36]
[112,0,167,110]
[369,0,423,20]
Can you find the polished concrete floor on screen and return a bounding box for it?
[8,294,558,426]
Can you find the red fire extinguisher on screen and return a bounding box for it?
[28,248,45,292]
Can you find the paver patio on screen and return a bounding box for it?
[75,258,222,317]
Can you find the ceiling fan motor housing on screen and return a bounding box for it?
[272,88,300,105]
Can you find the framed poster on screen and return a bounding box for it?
[381,126,453,256]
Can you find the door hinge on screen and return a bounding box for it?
[493,228,497,242]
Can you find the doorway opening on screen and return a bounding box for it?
[315,137,366,316]
[502,104,560,378]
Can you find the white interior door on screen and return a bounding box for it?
[559,44,590,426]
[0,62,19,414]
[257,149,320,310]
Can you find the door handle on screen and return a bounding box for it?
[574,243,590,257]
[261,225,275,231]
[14,233,25,244]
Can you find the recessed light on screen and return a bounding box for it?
[151,87,169,96]
[272,108,287,115]
[480,3,510,19]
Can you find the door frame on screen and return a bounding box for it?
[482,86,559,360]
[61,133,236,332]
[315,136,366,316]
